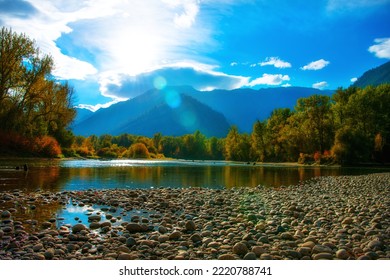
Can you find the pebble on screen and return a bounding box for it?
[218,254,236,260]
[1,210,11,219]
[243,252,257,260]
[336,249,349,260]
[117,253,136,260]
[44,249,55,260]
[169,231,182,240]
[89,222,101,229]
[251,246,265,257]
[313,253,333,260]
[185,220,196,231]
[190,233,202,243]
[72,224,87,233]
[341,217,354,225]
[367,240,383,250]
[158,226,168,234]
[126,237,137,247]
[312,245,333,254]
[126,223,143,233]
[0,173,388,261]
[88,215,101,222]
[232,242,248,256]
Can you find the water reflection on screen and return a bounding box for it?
[0,159,388,192]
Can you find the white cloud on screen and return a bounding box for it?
[301,59,330,70]
[1,0,213,81]
[174,1,200,28]
[350,77,358,83]
[99,65,249,100]
[368,38,390,59]
[247,74,290,87]
[260,57,292,68]
[313,81,328,89]
[230,62,238,66]
[76,100,122,112]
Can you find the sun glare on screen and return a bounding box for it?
[109,26,163,75]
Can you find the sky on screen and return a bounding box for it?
[1,0,390,111]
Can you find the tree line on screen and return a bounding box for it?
[1,27,389,164]
[68,84,390,164]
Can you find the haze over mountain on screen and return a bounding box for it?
[72,86,333,137]
[353,61,390,88]
[72,87,231,137]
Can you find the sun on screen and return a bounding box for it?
[109,26,165,75]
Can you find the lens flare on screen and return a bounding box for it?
[179,110,197,129]
[153,76,167,90]
[164,89,181,108]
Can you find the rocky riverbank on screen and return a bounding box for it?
[0,173,389,260]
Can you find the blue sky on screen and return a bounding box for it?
[1,0,389,111]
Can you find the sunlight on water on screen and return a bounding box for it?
[60,159,234,168]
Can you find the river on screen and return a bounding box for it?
[0,159,388,192]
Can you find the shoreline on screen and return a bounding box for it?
[0,173,389,260]
[2,155,390,169]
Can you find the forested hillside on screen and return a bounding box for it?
[353,61,390,87]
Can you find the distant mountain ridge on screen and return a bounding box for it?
[72,86,333,137]
[353,61,390,88]
[72,88,231,137]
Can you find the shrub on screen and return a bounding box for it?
[128,143,150,159]
[34,136,62,157]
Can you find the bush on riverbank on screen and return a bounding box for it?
[0,131,62,158]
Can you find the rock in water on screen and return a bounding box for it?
[72,223,87,233]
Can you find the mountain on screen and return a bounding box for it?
[74,108,94,124]
[72,88,230,137]
[115,94,230,137]
[353,61,390,88]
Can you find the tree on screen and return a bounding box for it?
[128,143,150,158]
[294,95,333,154]
[225,126,240,160]
[251,120,267,162]
[207,136,224,160]
[266,108,292,161]
[0,27,75,153]
[331,85,390,163]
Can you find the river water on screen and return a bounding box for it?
[0,159,388,192]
